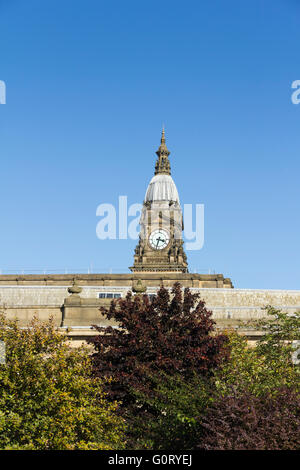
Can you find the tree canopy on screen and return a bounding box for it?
[0,314,125,450]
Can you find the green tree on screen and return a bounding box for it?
[129,371,213,450]
[214,307,300,397]
[255,306,300,366]
[214,332,299,398]
[0,314,125,450]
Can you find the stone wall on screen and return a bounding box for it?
[191,288,300,321]
[0,284,299,329]
[0,272,233,288]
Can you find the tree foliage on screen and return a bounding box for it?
[214,331,299,398]
[90,282,229,399]
[255,306,300,365]
[198,307,300,449]
[198,386,300,450]
[0,314,125,450]
[102,300,299,450]
[89,282,229,447]
[128,371,212,450]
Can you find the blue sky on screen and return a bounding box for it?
[0,0,300,289]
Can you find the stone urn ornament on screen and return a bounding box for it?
[68,279,82,297]
[132,279,147,294]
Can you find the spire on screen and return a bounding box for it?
[155,128,171,175]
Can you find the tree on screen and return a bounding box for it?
[255,306,300,366]
[197,386,300,450]
[0,314,125,450]
[140,324,300,450]
[128,371,213,450]
[126,304,300,449]
[214,331,299,398]
[197,307,300,450]
[89,282,229,447]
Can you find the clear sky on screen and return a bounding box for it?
[0,0,300,289]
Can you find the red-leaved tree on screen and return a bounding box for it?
[89,283,229,409]
[198,386,300,450]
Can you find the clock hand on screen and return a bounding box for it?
[156,236,165,248]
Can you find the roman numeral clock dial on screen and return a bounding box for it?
[149,229,170,250]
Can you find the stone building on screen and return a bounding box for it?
[131,128,189,273]
[0,131,299,345]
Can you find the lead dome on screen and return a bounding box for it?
[144,174,180,203]
[144,128,180,204]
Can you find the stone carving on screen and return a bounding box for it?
[132,279,147,293]
[68,279,82,297]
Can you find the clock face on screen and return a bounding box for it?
[149,229,170,250]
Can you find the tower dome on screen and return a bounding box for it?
[144,128,180,203]
[144,174,180,203]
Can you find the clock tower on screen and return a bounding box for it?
[130,129,188,273]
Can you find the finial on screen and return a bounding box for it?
[68,279,82,296]
[155,128,171,175]
[132,279,147,294]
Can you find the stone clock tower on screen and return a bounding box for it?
[130,129,188,273]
